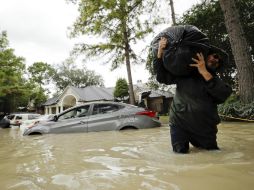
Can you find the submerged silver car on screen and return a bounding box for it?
[23,101,161,135]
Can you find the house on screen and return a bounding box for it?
[43,84,174,115]
[134,83,174,114]
[43,86,114,115]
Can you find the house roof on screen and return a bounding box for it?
[149,90,173,98]
[43,86,114,106]
[42,96,59,106]
[43,84,174,107]
[70,86,114,102]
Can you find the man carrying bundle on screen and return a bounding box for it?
[152,25,232,153]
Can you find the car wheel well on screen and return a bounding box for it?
[120,126,138,130]
[28,132,42,135]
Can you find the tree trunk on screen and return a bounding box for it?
[219,0,254,103]
[169,0,176,25]
[123,30,135,105]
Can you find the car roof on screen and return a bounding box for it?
[76,101,127,107]
[58,101,136,115]
[9,113,40,116]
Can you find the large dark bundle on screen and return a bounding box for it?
[151,25,211,76]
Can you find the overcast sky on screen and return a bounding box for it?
[0,0,200,89]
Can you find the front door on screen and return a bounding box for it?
[51,105,90,133]
[87,103,121,132]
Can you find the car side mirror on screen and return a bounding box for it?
[53,115,58,122]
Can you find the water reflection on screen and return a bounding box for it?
[0,122,254,190]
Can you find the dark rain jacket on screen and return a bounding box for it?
[153,57,232,137]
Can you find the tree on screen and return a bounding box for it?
[169,0,176,25]
[18,81,48,112]
[0,31,26,113]
[114,78,129,100]
[219,0,254,103]
[52,58,104,91]
[0,31,50,113]
[69,0,160,105]
[30,86,48,110]
[28,62,55,88]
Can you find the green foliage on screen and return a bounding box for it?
[0,31,8,49]
[0,31,27,112]
[14,82,48,110]
[68,0,163,105]
[0,30,48,113]
[113,78,129,100]
[52,58,104,91]
[69,0,160,70]
[28,62,55,87]
[32,87,48,107]
[0,32,26,97]
[218,94,254,120]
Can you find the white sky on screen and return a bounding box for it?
[0,0,200,89]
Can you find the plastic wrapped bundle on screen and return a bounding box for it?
[151,25,211,76]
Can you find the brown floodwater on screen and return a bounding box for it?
[0,122,254,190]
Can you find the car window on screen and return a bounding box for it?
[58,105,90,120]
[92,104,121,115]
[76,106,90,117]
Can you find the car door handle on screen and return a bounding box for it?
[80,121,86,124]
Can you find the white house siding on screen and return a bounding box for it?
[44,87,79,115]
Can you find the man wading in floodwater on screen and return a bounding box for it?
[152,26,232,154]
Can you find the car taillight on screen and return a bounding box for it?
[136,110,156,118]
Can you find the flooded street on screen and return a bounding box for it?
[0,122,254,190]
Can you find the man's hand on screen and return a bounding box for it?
[157,37,167,59]
[190,52,213,81]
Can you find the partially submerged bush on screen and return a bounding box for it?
[218,94,254,121]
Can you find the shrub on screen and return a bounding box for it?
[218,94,254,121]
